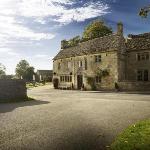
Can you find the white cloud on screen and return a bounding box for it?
[0,0,109,44]
[0,0,110,74]
[34,54,49,58]
[0,48,19,56]
[17,0,109,24]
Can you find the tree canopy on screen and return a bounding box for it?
[0,63,6,79]
[139,5,150,17]
[61,20,112,49]
[82,20,112,40]
[15,60,35,81]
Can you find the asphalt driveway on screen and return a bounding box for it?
[0,84,150,150]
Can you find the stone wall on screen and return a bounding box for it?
[126,50,150,81]
[0,80,27,102]
[118,81,150,91]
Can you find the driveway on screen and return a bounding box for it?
[0,84,150,150]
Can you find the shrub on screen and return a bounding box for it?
[53,78,59,89]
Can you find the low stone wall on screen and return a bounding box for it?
[118,81,150,91]
[0,79,27,102]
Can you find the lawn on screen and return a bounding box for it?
[110,119,150,150]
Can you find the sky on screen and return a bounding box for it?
[0,0,150,75]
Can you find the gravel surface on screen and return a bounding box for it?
[0,84,150,150]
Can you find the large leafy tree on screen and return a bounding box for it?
[15,60,35,81]
[15,60,30,79]
[139,5,150,17]
[82,20,112,40]
[0,63,6,79]
[24,67,35,81]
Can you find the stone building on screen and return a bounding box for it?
[53,23,150,91]
[36,70,53,82]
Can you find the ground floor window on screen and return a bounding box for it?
[60,75,72,82]
[95,76,101,83]
[137,70,149,81]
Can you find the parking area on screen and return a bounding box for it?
[0,84,150,150]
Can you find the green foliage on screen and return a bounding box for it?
[61,36,81,49]
[61,20,112,49]
[97,69,109,77]
[82,20,112,41]
[139,6,150,18]
[0,63,6,79]
[110,119,150,150]
[15,60,35,81]
[24,67,35,81]
[61,40,69,49]
[87,77,96,90]
[15,60,30,78]
[53,78,59,89]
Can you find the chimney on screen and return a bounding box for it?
[117,22,123,36]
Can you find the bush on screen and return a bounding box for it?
[53,78,59,89]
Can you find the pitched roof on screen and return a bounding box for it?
[37,70,53,76]
[126,33,150,51]
[53,34,121,60]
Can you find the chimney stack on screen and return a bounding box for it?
[117,22,123,36]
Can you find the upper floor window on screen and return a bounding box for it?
[137,69,149,81]
[67,61,71,69]
[95,55,101,63]
[85,58,87,70]
[58,63,61,70]
[137,52,149,61]
[79,61,83,67]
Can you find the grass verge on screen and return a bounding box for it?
[110,119,150,150]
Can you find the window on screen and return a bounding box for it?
[137,52,149,61]
[137,70,149,81]
[85,58,87,70]
[67,61,71,69]
[58,63,61,70]
[137,70,143,81]
[95,76,101,83]
[137,54,141,61]
[95,55,101,63]
[79,61,83,67]
[144,70,149,81]
[60,75,72,82]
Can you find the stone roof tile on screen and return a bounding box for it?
[53,34,121,60]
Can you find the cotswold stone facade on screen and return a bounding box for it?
[53,23,150,91]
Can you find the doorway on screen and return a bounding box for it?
[77,75,83,90]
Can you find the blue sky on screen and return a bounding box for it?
[0,0,150,74]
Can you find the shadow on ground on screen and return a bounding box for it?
[49,127,109,150]
[0,100,49,113]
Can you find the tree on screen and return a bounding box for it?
[24,67,35,81]
[68,36,81,47]
[15,60,30,79]
[139,5,150,17]
[82,20,112,40]
[61,40,69,49]
[0,63,6,79]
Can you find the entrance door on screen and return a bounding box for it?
[77,75,83,90]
